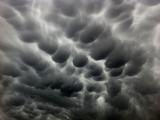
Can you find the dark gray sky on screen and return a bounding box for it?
[0,0,160,120]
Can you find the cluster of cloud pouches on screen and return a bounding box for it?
[0,0,160,120]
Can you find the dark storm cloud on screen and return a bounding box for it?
[80,23,104,44]
[106,3,134,20]
[0,2,17,19]
[107,79,122,97]
[117,16,133,31]
[0,0,160,120]
[110,0,123,5]
[105,42,131,68]
[65,17,87,39]
[87,62,103,77]
[52,45,71,63]
[84,0,105,14]
[107,93,129,110]
[133,72,160,95]
[7,0,29,6]
[60,77,83,96]
[0,75,13,87]
[13,83,80,109]
[3,94,25,107]
[73,53,88,67]
[38,36,58,55]
[64,65,75,75]
[109,67,123,77]
[20,50,40,67]
[87,83,104,93]
[71,93,99,120]
[18,66,83,98]
[19,17,43,43]
[124,63,141,76]
[90,35,116,60]
[124,47,147,76]
[33,59,49,72]
[93,74,107,81]
[53,0,80,17]
[6,0,30,12]
[130,48,147,66]
[35,103,72,120]
[7,15,24,31]
[20,30,42,43]
[0,63,21,77]
[107,5,125,19]
[139,0,160,6]
[19,71,40,87]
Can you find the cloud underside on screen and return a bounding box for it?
[0,0,160,120]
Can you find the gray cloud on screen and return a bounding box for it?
[73,53,88,67]
[0,0,160,120]
[52,45,71,63]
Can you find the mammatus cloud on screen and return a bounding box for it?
[0,0,160,120]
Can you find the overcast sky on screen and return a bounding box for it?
[0,0,160,120]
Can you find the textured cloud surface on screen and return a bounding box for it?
[0,0,160,120]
